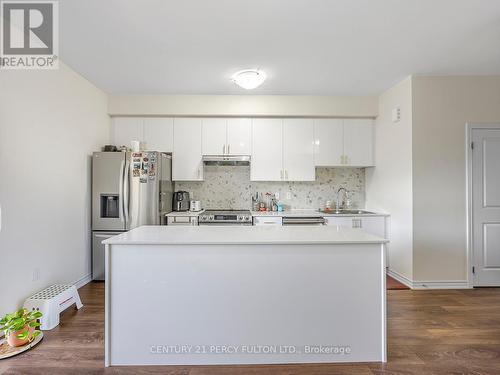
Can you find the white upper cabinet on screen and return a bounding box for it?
[313,119,374,167]
[283,119,315,181]
[314,119,344,167]
[202,118,251,155]
[143,118,173,152]
[112,117,143,149]
[343,119,374,166]
[251,119,315,181]
[227,118,251,155]
[251,119,283,181]
[112,117,173,152]
[173,118,203,181]
[202,118,227,155]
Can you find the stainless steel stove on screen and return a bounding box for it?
[199,209,252,225]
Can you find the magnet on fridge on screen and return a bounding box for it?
[132,169,140,177]
[140,177,147,183]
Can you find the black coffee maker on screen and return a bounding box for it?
[172,191,190,211]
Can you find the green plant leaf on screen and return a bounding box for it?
[32,331,41,338]
[29,322,41,327]
[15,308,25,318]
[32,311,43,319]
[16,332,28,340]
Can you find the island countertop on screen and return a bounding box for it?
[103,225,388,246]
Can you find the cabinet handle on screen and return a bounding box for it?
[227,144,230,154]
[345,155,349,165]
[280,170,284,180]
[340,155,344,165]
[223,144,226,155]
[285,169,288,180]
[352,218,362,228]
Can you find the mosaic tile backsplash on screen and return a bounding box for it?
[175,166,365,210]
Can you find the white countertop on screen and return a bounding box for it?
[103,225,388,245]
[165,209,205,217]
[251,209,389,217]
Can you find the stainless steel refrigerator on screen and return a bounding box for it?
[91,151,173,280]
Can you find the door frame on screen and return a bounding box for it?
[466,123,500,287]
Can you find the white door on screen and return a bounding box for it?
[343,119,374,166]
[173,118,203,181]
[143,118,173,152]
[227,118,251,155]
[472,127,500,286]
[202,118,227,155]
[112,117,143,149]
[283,119,315,181]
[251,119,283,181]
[314,119,344,166]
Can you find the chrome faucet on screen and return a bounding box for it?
[336,187,348,212]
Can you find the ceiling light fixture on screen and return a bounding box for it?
[231,69,266,90]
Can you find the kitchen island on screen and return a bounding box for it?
[103,225,388,366]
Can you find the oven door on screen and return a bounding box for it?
[199,221,252,226]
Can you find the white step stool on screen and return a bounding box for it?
[23,284,83,330]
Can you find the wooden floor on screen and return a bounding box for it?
[386,275,410,290]
[2,282,500,374]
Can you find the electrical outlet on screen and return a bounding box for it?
[286,192,292,200]
[32,267,40,282]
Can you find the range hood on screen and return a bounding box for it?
[202,155,250,166]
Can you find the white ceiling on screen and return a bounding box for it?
[60,0,500,95]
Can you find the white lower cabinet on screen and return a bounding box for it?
[167,216,199,226]
[173,118,203,181]
[253,216,283,226]
[324,216,386,238]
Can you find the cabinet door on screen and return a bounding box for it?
[251,119,283,181]
[343,119,374,166]
[227,118,251,155]
[358,217,386,238]
[283,119,315,181]
[314,119,344,166]
[202,118,227,155]
[173,118,203,181]
[143,118,173,152]
[253,216,283,226]
[324,217,353,227]
[112,117,143,149]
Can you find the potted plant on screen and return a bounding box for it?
[0,308,42,347]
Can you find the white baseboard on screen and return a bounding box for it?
[411,280,470,289]
[386,269,413,288]
[386,268,470,290]
[73,273,92,289]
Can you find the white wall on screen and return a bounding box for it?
[412,76,500,283]
[366,77,413,281]
[0,62,110,316]
[108,94,378,117]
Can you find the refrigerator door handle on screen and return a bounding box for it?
[123,159,130,226]
[118,159,125,223]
